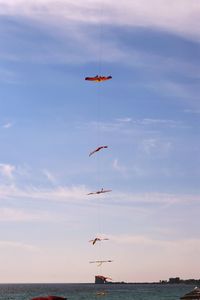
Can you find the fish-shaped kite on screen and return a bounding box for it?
[89,237,109,245]
[90,260,113,267]
[87,188,112,195]
[89,146,108,157]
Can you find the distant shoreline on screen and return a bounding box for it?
[103,278,200,285]
[0,280,199,285]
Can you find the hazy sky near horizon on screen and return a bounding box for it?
[0,0,200,283]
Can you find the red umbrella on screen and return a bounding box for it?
[180,287,200,299]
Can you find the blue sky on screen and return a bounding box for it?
[0,0,200,283]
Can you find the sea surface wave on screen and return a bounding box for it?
[0,283,196,300]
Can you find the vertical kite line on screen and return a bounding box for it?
[85,0,113,293]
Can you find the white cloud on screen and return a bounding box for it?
[42,169,57,184]
[141,138,172,155]
[140,118,181,127]
[116,117,132,123]
[0,181,199,209]
[0,163,15,179]
[141,138,157,153]
[0,163,30,181]
[105,234,200,254]
[0,0,199,41]
[85,117,183,135]
[1,0,199,77]
[0,240,39,252]
[105,191,200,207]
[147,80,199,102]
[114,0,200,41]
[86,120,124,133]
[107,233,165,245]
[82,119,177,158]
[113,159,127,175]
[0,184,89,203]
[0,207,48,222]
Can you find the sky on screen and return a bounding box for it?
[0,0,200,283]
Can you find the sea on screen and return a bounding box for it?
[0,283,196,300]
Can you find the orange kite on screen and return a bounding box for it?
[85,75,112,82]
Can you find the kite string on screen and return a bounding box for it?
[93,1,111,286]
[98,1,104,75]
[96,1,105,281]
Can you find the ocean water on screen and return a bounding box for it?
[0,283,196,300]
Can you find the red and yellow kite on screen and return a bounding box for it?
[85,75,112,82]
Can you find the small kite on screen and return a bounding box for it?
[89,145,108,157]
[89,237,109,245]
[90,260,113,267]
[87,188,112,195]
[85,75,112,82]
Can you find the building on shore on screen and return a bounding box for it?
[95,275,109,284]
[169,277,181,284]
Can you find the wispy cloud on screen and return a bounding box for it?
[116,117,132,123]
[0,163,30,182]
[0,207,50,222]
[113,159,127,176]
[0,181,199,208]
[0,240,39,252]
[102,191,200,207]
[139,118,181,127]
[106,233,200,255]
[1,0,199,78]
[82,118,179,157]
[0,0,199,41]
[147,80,199,101]
[85,117,183,134]
[141,138,172,155]
[42,169,57,184]
[0,163,15,179]
[107,234,170,245]
[0,184,89,203]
